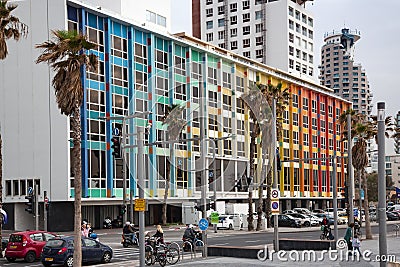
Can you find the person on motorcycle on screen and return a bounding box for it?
[123,221,135,241]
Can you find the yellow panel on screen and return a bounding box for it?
[222,88,231,95]
[193,127,200,135]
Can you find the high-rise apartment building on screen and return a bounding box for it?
[395,111,400,154]
[319,28,373,116]
[192,0,315,81]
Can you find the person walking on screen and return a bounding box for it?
[352,234,361,255]
[344,222,354,254]
[81,222,89,237]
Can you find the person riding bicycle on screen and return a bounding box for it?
[321,216,331,237]
[152,225,164,244]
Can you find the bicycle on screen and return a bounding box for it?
[354,223,362,239]
[145,237,180,266]
[320,225,333,240]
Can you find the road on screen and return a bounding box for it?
[1,222,398,267]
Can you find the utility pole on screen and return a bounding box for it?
[200,84,208,257]
[213,144,217,234]
[332,154,339,245]
[272,99,279,251]
[137,129,145,267]
[377,102,387,267]
[34,184,39,231]
[347,113,354,224]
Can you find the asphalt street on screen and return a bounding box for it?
[1,222,398,267]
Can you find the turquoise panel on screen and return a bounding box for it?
[88,13,97,28]
[113,21,121,36]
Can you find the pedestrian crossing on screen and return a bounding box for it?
[112,247,140,261]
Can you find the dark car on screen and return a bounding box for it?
[41,236,113,267]
[271,214,301,227]
[386,211,400,221]
[5,230,57,263]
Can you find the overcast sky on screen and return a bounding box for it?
[171,0,400,153]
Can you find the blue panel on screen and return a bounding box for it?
[88,13,98,28]
[88,80,99,89]
[113,21,121,36]
[122,25,127,38]
[67,6,78,21]
[112,56,123,66]
[98,17,104,31]
[135,30,143,43]
[80,8,89,197]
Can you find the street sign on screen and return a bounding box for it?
[134,198,146,212]
[271,201,279,214]
[199,218,209,231]
[271,188,279,199]
[209,170,214,178]
[28,187,33,195]
[210,212,219,224]
[113,128,120,136]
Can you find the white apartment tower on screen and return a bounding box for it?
[192,0,316,81]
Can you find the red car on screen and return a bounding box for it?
[5,230,57,263]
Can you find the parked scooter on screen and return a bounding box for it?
[112,216,123,228]
[103,217,112,229]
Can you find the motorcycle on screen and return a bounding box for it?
[121,232,139,248]
[103,217,112,229]
[112,216,123,228]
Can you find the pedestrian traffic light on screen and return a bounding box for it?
[111,137,121,158]
[25,195,35,214]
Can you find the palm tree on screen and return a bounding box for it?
[340,110,395,240]
[260,83,289,229]
[0,0,27,255]
[36,30,97,266]
[160,104,185,226]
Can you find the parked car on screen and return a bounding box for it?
[217,215,235,230]
[386,211,400,221]
[41,236,113,267]
[5,230,57,263]
[312,209,326,214]
[293,208,311,215]
[310,214,323,224]
[271,215,301,228]
[337,216,348,225]
[282,210,295,214]
[288,213,311,227]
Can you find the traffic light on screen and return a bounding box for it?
[208,170,214,183]
[120,205,126,215]
[25,195,35,214]
[210,202,216,210]
[111,137,121,158]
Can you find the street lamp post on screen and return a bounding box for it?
[347,113,355,224]
[137,128,145,267]
[272,99,279,251]
[377,102,387,267]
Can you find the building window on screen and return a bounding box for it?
[289,33,294,43]
[218,31,225,40]
[243,26,250,35]
[256,36,263,46]
[218,18,224,27]
[218,6,225,15]
[222,72,232,89]
[208,66,217,85]
[312,100,317,113]
[111,35,127,59]
[283,110,289,124]
[292,94,298,107]
[289,20,294,30]
[256,23,263,33]
[206,33,213,42]
[206,0,213,4]
[303,97,308,110]
[243,39,250,48]
[155,49,168,70]
[303,133,309,146]
[231,41,238,50]
[222,94,232,110]
[230,16,237,25]
[230,28,237,37]
[293,131,299,144]
[289,59,294,69]
[230,3,237,12]
[293,113,298,126]
[312,117,317,130]
[206,21,213,29]
[243,51,250,58]
[255,49,263,58]
[206,8,213,17]
[243,0,250,9]
[112,65,128,87]
[255,10,262,20]
[243,13,250,22]
[289,46,294,56]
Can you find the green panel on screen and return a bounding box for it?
[88,111,101,119]
[155,95,169,104]
[135,91,147,100]
[155,70,168,78]
[70,189,74,197]
[89,189,101,197]
[175,74,186,83]
[156,37,164,50]
[207,55,218,64]
[135,118,147,127]
[113,86,124,95]
[88,141,103,150]
[192,50,200,62]
[135,63,144,72]
[114,188,123,198]
[156,147,170,156]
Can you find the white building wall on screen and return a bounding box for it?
[0,0,70,203]
[81,0,171,31]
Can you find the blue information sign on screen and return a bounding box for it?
[199,218,209,231]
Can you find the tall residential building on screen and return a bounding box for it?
[0,0,350,231]
[192,0,315,81]
[395,111,400,154]
[385,155,400,189]
[319,28,373,116]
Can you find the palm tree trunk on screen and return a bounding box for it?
[162,158,171,226]
[0,133,3,256]
[256,185,263,231]
[362,171,372,239]
[71,104,82,267]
